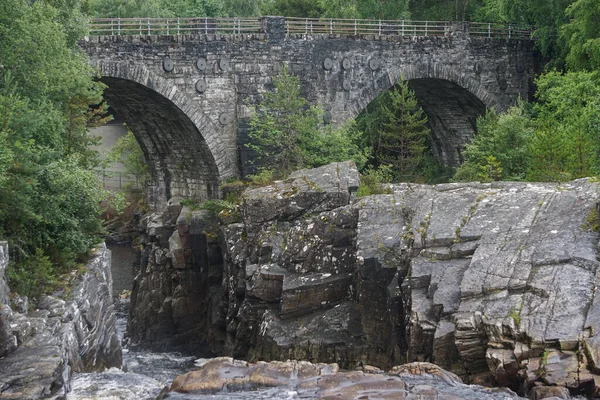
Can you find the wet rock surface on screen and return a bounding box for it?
[129,162,600,396]
[164,358,524,399]
[0,244,122,399]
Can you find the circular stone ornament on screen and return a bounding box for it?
[323,57,334,70]
[195,79,207,93]
[368,58,380,71]
[496,62,507,75]
[219,113,231,125]
[323,111,333,124]
[163,57,174,72]
[474,62,483,75]
[516,61,525,73]
[219,57,230,71]
[498,78,508,91]
[342,58,352,70]
[342,79,352,91]
[196,57,207,71]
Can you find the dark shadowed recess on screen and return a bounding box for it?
[101,77,220,209]
[409,78,487,167]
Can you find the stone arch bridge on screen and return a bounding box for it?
[81,17,536,209]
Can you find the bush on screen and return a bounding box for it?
[356,165,394,197]
[7,250,56,299]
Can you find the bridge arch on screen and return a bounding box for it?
[348,62,491,167]
[94,61,228,208]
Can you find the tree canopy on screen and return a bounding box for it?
[0,0,107,297]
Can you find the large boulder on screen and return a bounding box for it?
[165,358,522,399]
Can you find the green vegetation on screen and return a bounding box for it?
[455,72,600,183]
[0,0,107,298]
[247,66,366,177]
[104,130,150,190]
[355,79,439,184]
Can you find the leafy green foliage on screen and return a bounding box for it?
[561,0,600,71]
[356,165,394,197]
[454,103,532,182]
[0,0,107,298]
[248,66,365,176]
[104,130,149,188]
[6,250,56,300]
[528,71,600,180]
[454,72,600,183]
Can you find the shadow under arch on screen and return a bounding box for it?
[351,63,492,167]
[96,63,222,209]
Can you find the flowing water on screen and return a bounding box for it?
[66,244,526,400]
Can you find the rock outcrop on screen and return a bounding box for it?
[164,358,522,399]
[0,243,122,399]
[129,161,600,396]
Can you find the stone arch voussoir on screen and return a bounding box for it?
[94,60,228,181]
[350,62,497,120]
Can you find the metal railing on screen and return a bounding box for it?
[88,17,533,41]
[286,18,531,40]
[89,17,261,36]
[97,170,144,191]
[286,18,450,37]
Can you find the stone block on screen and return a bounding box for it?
[280,272,353,318]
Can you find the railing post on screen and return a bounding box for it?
[205,17,208,34]
[147,18,150,35]
[378,19,381,35]
[139,18,142,35]
[305,18,308,34]
[508,23,512,39]
[488,23,491,38]
[166,19,169,35]
[401,20,404,36]
[425,21,428,36]
[330,18,333,34]
[261,16,285,42]
[111,19,114,35]
[354,19,357,35]
[117,17,121,35]
[177,18,180,35]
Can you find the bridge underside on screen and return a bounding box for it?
[408,78,487,167]
[101,77,219,208]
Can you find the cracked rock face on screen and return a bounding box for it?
[131,162,600,396]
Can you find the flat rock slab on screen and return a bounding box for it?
[242,161,359,226]
[166,359,523,399]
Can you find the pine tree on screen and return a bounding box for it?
[375,80,430,182]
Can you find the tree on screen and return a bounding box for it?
[248,66,365,175]
[527,71,600,180]
[105,130,150,188]
[356,79,431,182]
[454,103,532,182]
[0,0,108,297]
[500,0,574,66]
[561,0,600,71]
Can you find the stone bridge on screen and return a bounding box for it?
[80,17,536,209]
